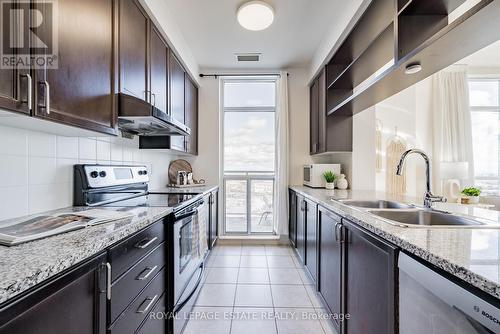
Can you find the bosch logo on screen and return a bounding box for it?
[481,310,500,326]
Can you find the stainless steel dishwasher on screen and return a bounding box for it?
[399,252,500,334]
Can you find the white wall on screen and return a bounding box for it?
[0,123,181,221]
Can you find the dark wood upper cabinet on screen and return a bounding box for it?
[343,219,398,334]
[305,198,318,284]
[32,0,116,135]
[184,74,198,155]
[310,77,319,154]
[168,52,186,151]
[149,25,169,114]
[119,0,148,101]
[0,253,107,334]
[0,69,31,116]
[317,206,343,333]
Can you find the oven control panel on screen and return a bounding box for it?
[82,165,149,188]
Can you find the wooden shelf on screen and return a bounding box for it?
[327,24,394,114]
[398,0,466,16]
[326,0,394,87]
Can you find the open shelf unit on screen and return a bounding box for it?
[322,0,494,117]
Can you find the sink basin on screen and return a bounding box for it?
[368,209,484,227]
[339,200,414,209]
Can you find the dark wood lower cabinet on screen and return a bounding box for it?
[295,194,306,263]
[343,219,398,334]
[317,206,343,333]
[305,198,318,283]
[0,253,107,334]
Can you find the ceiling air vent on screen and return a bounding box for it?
[236,53,261,62]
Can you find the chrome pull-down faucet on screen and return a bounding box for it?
[396,149,446,209]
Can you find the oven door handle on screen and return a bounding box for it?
[174,264,204,315]
[175,208,198,221]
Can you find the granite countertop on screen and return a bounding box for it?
[150,184,219,195]
[291,186,500,300]
[0,206,173,305]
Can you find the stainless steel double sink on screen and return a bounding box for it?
[338,199,490,228]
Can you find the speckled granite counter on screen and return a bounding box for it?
[291,186,500,300]
[0,206,173,304]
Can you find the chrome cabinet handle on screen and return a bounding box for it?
[106,262,112,300]
[334,223,343,242]
[135,236,158,249]
[136,265,158,281]
[136,295,158,314]
[39,81,50,114]
[19,74,32,110]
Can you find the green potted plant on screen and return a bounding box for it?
[460,187,481,204]
[323,171,337,190]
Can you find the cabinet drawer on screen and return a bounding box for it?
[135,293,166,334]
[109,220,164,281]
[109,268,165,334]
[111,242,166,323]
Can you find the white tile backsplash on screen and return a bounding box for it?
[0,124,181,220]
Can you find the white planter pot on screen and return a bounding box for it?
[461,195,480,204]
[325,182,335,190]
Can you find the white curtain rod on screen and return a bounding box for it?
[199,73,288,78]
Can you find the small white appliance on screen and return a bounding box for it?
[303,164,341,188]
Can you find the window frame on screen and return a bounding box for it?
[220,77,278,236]
[469,77,500,195]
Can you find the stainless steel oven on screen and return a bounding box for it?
[172,199,208,333]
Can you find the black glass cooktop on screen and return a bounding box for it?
[102,193,195,208]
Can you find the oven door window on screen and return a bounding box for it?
[179,220,193,273]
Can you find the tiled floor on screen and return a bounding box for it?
[183,243,338,334]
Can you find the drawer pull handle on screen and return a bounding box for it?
[106,262,112,300]
[136,295,158,314]
[135,237,158,249]
[137,265,158,281]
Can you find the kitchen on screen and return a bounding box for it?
[1,0,500,333]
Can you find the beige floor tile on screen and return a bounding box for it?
[195,284,236,307]
[275,308,326,334]
[298,268,314,285]
[240,255,268,268]
[271,285,314,308]
[183,307,232,334]
[265,245,293,256]
[235,284,273,307]
[268,268,303,285]
[231,308,277,334]
[208,255,241,268]
[316,309,340,334]
[241,245,267,255]
[267,255,295,268]
[215,245,242,255]
[205,267,239,284]
[238,267,270,284]
[304,284,323,308]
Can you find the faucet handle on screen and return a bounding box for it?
[424,194,447,209]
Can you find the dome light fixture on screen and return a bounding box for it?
[405,63,422,75]
[237,1,275,31]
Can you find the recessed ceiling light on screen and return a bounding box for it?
[237,1,274,31]
[405,63,422,74]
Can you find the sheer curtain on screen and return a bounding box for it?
[431,65,474,191]
[273,71,289,236]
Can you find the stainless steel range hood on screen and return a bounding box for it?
[117,93,190,136]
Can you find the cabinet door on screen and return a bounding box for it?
[150,24,168,114]
[184,75,198,155]
[169,52,185,151]
[310,79,319,154]
[295,194,306,263]
[0,253,107,334]
[317,206,343,333]
[288,190,297,247]
[305,198,317,283]
[119,0,148,101]
[344,219,397,334]
[210,190,219,249]
[317,69,326,153]
[34,0,116,135]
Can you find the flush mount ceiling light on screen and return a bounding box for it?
[405,63,422,75]
[237,1,275,31]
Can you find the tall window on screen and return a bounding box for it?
[469,79,500,195]
[222,79,276,234]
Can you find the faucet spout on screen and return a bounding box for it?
[395,149,446,209]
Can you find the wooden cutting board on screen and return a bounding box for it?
[168,159,193,184]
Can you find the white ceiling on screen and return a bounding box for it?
[163,0,355,70]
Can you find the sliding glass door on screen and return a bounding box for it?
[222,79,276,235]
